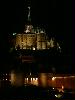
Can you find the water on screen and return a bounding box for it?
[0,71,75,89]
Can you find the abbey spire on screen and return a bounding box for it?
[28,6,31,23]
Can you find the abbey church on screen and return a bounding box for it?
[12,6,61,51]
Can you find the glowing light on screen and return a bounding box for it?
[6,73,7,75]
[33,47,35,50]
[3,79,4,80]
[6,79,7,80]
[53,88,54,89]
[52,76,75,79]
[31,78,32,81]
[40,73,47,86]
[40,30,44,33]
[55,95,58,97]
[55,94,62,98]
[25,29,30,33]
[52,77,56,81]
[27,78,28,81]
[62,85,64,89]
[10,71,15,84]
[36,78,38,80]
[13,33,16,35]
[33,78,35,81]
[59,46,60,49]
[32,78,38,86]
[28,26,30,28]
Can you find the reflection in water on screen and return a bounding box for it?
[40,73,47,87]
[24,77,39,86]
[30,78,38,86]
[10,70,24,86]
[10,71,39,86]
[0,71,75,90]
[10,70,15,85]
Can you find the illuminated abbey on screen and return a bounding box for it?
[12,6,61,51]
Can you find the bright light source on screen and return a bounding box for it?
[55,94,62,98]
[33,47,35,50]
[36,78,38,80]
[62,85,64,89]
[33,78,35,81]
[55,95,58,97]
[6,79,7,80]
[27,78,28,81]
[52,77,56,81]
[6,73,7,75]
[13,33,16,36]
[53,88,54,89]
[59,46,60,49]
[40,30,44,33]
[31,78,32,81]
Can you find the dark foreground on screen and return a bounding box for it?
[0,85,75,100]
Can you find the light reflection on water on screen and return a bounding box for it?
[0,71,75,90]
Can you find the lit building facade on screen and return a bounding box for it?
[12,6,61,51]
[15,25,47,50]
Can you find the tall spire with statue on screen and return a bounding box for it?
[28,6,31,23]
[24,0,33,33]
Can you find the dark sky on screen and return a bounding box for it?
[0,0,74,73]
[0,0,72,56]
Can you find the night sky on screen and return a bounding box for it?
[0,0,73,67]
